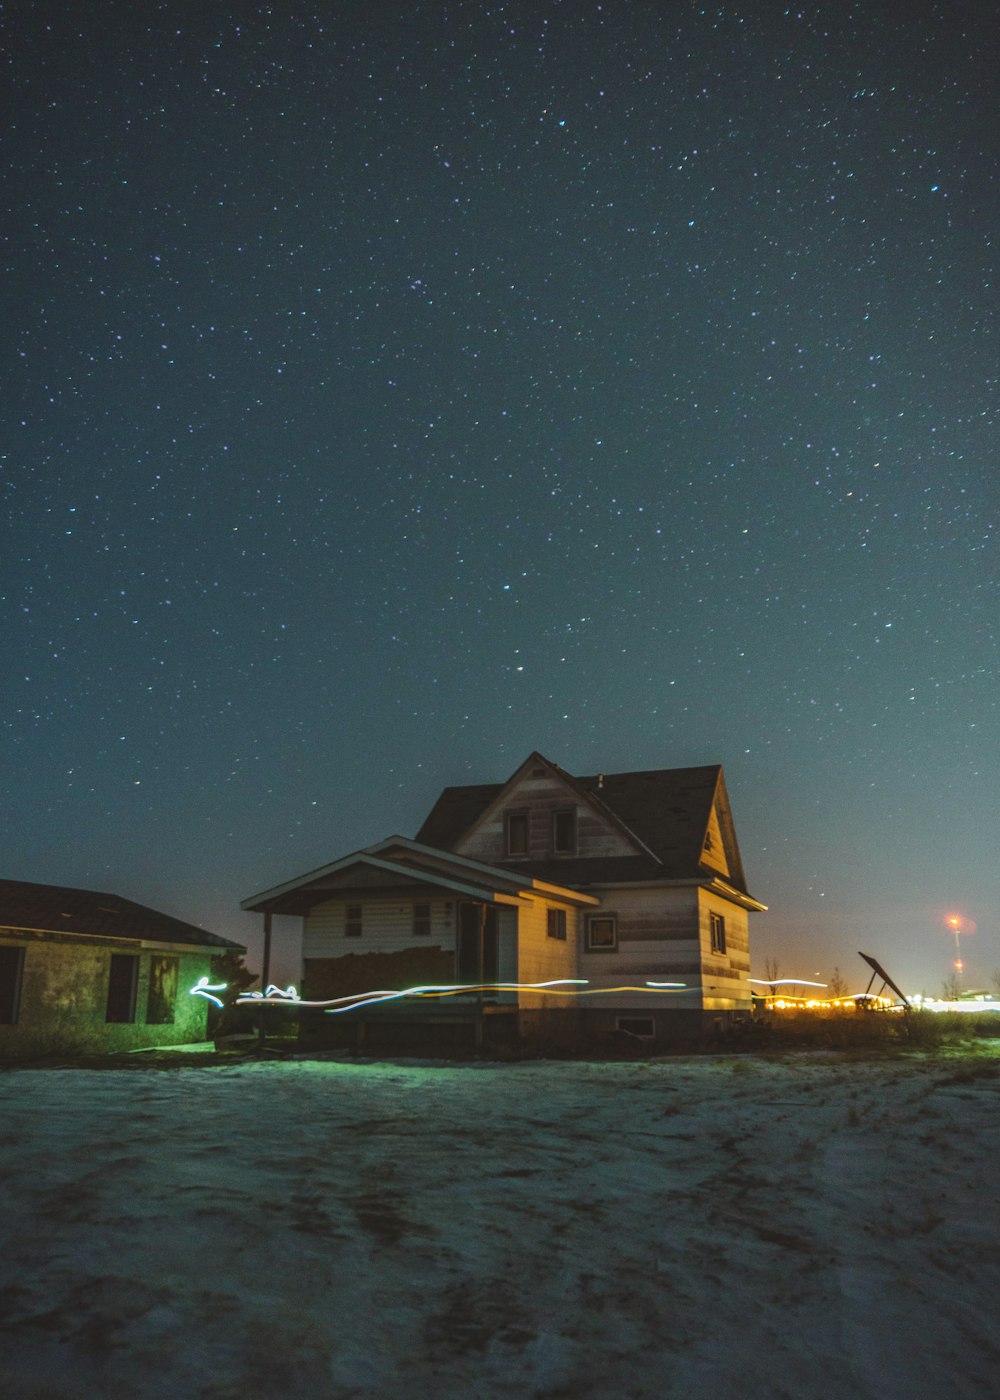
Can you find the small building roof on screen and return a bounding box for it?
[0,877,245,951]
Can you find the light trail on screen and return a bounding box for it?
[233,979,690,1015]
[188,977,229,1009]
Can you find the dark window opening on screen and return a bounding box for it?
[345,905,363,938]
[146,955,178,1025]
[0,946,25,1025]
[413,902,431,937]
[547,908,567,940]
[552,808,577,854]
[505,811,529,856]
[710,912,727,954]
[106,954,139,1024]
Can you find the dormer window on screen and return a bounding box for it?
[504,811,529,856]
[552,808,577,854]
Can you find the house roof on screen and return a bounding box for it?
[0,878,245,951]
[415,757,753,895]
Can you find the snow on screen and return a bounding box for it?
[1,1051,998,1399]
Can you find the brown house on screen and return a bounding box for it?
[0,878,245,1058]
[243,752,765,1052]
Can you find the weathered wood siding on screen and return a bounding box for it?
[698,888,752,1011]
[515,898,579,1008]
[699,803,731,877]
[303,895,456,959]
[576,886,704,1011]
[302,896,459,1001]
[454,773,637,864]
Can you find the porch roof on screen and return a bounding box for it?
[241,836,600,916]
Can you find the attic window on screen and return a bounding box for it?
[504,811,529,857]
[703,832,714,853]
[531,767,546,777]
[552,808,576,854]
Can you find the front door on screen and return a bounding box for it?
[457,903,500,985]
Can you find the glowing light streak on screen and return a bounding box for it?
[233,978,690,1015]
[188,977,228,1009]
[240,984,301,1002]
[749,978,828,988]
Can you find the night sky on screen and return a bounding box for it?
[4,1,998,996]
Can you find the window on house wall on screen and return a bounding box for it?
[345,905,363,938]
[703,831,714,853]
[587,915,617,951]
[710,912,727,954]
[552,808,577,854]
[413,903,431,937]
[146,955,179,1025]
[0,946,25,1024]
[547,908,567,940]
[106,953,139,1023]
[504,811,529,856]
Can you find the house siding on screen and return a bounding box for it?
[577,887,705,1012]
[698,888,752,1012]
[514,898,579,1009]
[302,895,458,1001]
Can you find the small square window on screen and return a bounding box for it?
[552,808,576,854]
[505,811,529,856]
[547,908,567,940]
[710,912,727,954]
[345,904,363,938]
[587,915,617,951]
[413,902,431,937]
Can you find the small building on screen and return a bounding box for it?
[0,878,246,1058]
[242,752,765,1052]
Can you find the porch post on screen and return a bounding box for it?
[479,904,486,1004]
[257,910,273,1050]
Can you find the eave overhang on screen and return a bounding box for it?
[569,877,766,912]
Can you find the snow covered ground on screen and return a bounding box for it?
[1,1051,998,1400]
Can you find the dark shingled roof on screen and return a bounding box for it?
[0,878,245,950]
[415,761,749,893]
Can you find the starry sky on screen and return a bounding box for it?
[4,1,998,996]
